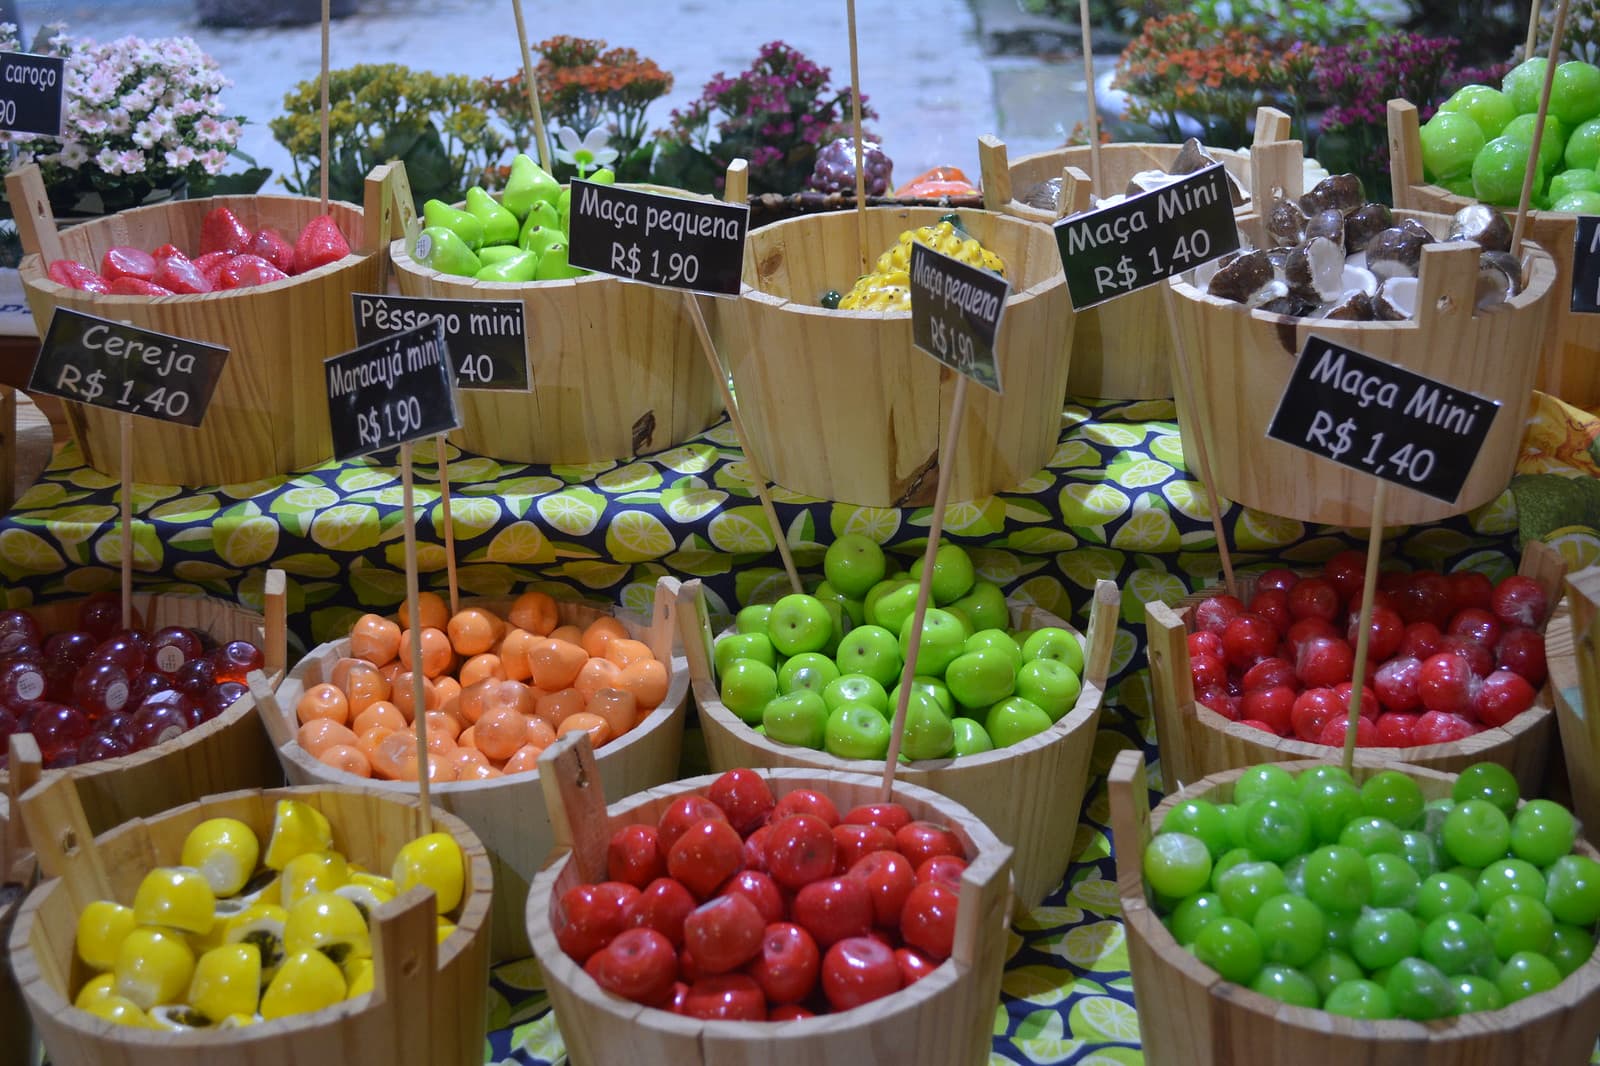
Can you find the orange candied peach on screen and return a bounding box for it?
[534,687,585,730]
[295,683,350,726]
[352,700,406,736]
[459,652,504,688]
[498,628,535,681]
[587,687,638,737]
[357,724,396,757]
[372,731,419,779]
[400,590,449,632]
[527,638,588,691]
[298,718,358,758]
[318,744,372,777]
[475,707,528,761]
[557,711,613,748]
[424,709,462,742]
[502,744,544,775]
[617,658,669,710]
[509,590,560,637]
[341,661,390,715]
[398,626,453,678]
[350,614,401,665]
[390,670,438,722]
[574,658,622,701]
[549,624,583,646]
[525,716,556,749]
[447,607,503,657]
[603,638,655,669]
[580,616,629,659]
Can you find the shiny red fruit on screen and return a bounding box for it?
[1189,653,1227,691]
[1399,621,1445,661]
[900,881,959,960]
[1240,686,1295,735]
[832,823,896,870]
[719,869,784,924]
[764,814,836,890]
[841,802,913,834]
[1187,631,1224,661]
[1491,576,1549,629]
[1413,710,1476,745]
[792,876,873,949]
[915,855,968,887]
[1347,605,1404,663]
[657,795,727,853]
[1196,685,1240,721]
[585,927,678,1006]
[1247,589,1291,634]
[1288,578,1341,623]
[1286,617,1340,656]
[821,935,903,1010]
[1496,627,1547,686]
[1295,636,1353,688]
[668,819,745,899]
[1374,712,1419,747]
[747,921,820,1004]
[1441,634,1495,678]
[894,822,964,869]
[1448,607,1503,648]
[1447,571,1495,613]
[848,850,917,928]
[1193,595,1244,635]
[1221,614,1278,670]
[1333,681,1380,722]
[1323,550,1369,602]
[148,626,203,675]
[0,610,41,655]
[1240,656,1294,693]
[681,974,766,1020]
[682,893,765,974]
[1399,573,1454,629]
[742,823,772,873]
[707,768,776,834]
[624,877,696,948]
[211,639,263,682]
[1373,657,1423,713]
[554,881,640,962]
[1472,669,1537,728]
[606,824,665,889]
[771,789,841,826]
[1316,714,1377,749]
[896,946,938,986]
[768,1004,815,1021]
[1418,653,1475,715]
[1256,568,1300,594]
[1291,687,1342,742]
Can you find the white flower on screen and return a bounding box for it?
[164,145,196,168]
[94,147,121,173]
[199,148,228,174]
[551,125,618,177]
[117,149,146,174]
[59,142,89,168]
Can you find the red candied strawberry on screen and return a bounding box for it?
[199,206,252,256]
[219,254,290,290]
[248,227,296,274]
[152,243,186,261]
[47,260,111,294]
[153,255,212,294]
[100,246,157,282]
[292,214,350,275]
[107,276,174,296]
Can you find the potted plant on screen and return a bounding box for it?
[197,0,357,28]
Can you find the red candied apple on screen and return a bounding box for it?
[47,259,110,293]
[769,1004,815,1021]
[1240,686,1295,735]
[1399,573,1455,628]
[832,822,895,870]
[1496,627,1547,686]
[821,936,902,1010]
[1296,636,1353,688]
[1374,656,1423,713]
[1323,550,1369,602]
[292,214,351,274]
[1286,617,1339,657]
[772,788,840,826]
[1288,578,1341,623]
[900,881,959,960]
[841,802,913,834]
[719,869,784,924]
[707,767,775,834]
[1240,719,1277,734]
[1222,614,1278,670]
[100,246,156,283]
[1400,621,1444,661]
[1441,634,1494,678]
[1473,669,1537,728]
[1317,713,1377,749]
[894,822,963,869]
[849,850,916,927]
[916,854,968,887]
[1413,710,1476,745]
[199,206,253,256]
[1190,652,1227,691]
[1417,652,1475,714]
[1291,687,1342,742]
[1241,657,1295,693]
[1247,589,1291,633]
[1374,712,1419,747]
[667,819,744,899]
[1196,685,1240,721]
[1187,630,1224,661]
[742,823,772,873]
[1333,681,1380,721]
[1448,607,1503,648]
[1448,571,1495,613]
[1346,605,1404,662]
[896,947,938,986]
[748,921,820,1004]
[681,974,766,1021]
[682,893,765,974]
[584,927,678,1006]
[657,795,727,852]
[764,813,836,890]
[1257,568,1300,594]
[553,881,639,962]
[793,875,873,949]
[624,877,695,948]
[1193,594,1244,635]
[606,824,665,889]
[1491,576,1549,629]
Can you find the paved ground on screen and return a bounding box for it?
[19,0,1086,192]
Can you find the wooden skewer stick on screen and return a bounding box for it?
[119,414,133,630]
[511,0,554,173]
[1161,284,1236,598]
[1526,0,1545,61]
[1512,0,1570,258]
[881,376,969,800]
[436,434,459,615]
[846,0,870,274]
[318,0,331,214]
[1341,479,1388,774]
[1077,0,1103,189]
[400,442,432,836]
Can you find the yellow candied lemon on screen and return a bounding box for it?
[391,832,465,915]
[223,903,288,984]
[133,867,216,935]
[217,1013,260,1028]
[76,900,137,971]
[263,799,333,871]
[343,957,374,999]
[81,994,152,1028]
[334,878,395,923]
[113,927,195,1010]
[74,973,118,1009]
[188,943,262,1021]
[436,920,456,945]
[280,850,351,909]
[259,950,346,1021]
[181,817,260,897]
[147,1004,213,1031]
[283,892,371,966]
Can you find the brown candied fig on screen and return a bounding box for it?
[1449,204,1513,253]
[1267,198,1308,245]
[1299,173,1365,216]
[1476,250,1522,307]
[1020,178,1061,211]
[1168,138,1215,175]
[1366,226,1429,279]
[1285,236,1346,303]
[1374,276,1418,320]
[1305,209,1346,246]
[1397,216,1436,241]
[1207,249,1274,303]
[1323,291,1376,320]
[1343,203,1392,254]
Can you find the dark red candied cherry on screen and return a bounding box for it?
[1288,577,1341,624]
[1193,595,1244,635]
[1472,669,1537,729]
[1490,576,1549,630]
[1322,550,1369,603]
[76,729,130,763]
[27,701,91,760]
[200,681,248,723]
[1446,608,1502,650]
[1247,589,1291,634]
[78,593,139,641]
[175,657,218,696]
[211,640,263,683]
[1221,614,1279,670]
[1296,636,1354,688]
[1255,568,1300,594]
[129,671,174,703]
[128,697,192,750]
[44,630,97,670]
[1346,605,1404,663]
[72,659,131,717]
[1446,571,1495,614]
[1187,630,1224,661]
[0,609,42,655]
[1399,621,1444,661]
[149,626,204,675]
[1374,711,1419,748]
[1495,627,1547,687]
[0,656,48,709]
[93,631,150,676]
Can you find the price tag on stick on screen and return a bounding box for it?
[1266,334,1499,504]
[909,242,1009,394]
[1573,215,1600,315]
[29,308,229,426]
[1054,163,1240,310]
[567,180,749,296]
[324,318,461,460]
[0,51,64,136]
[352,293,529,391]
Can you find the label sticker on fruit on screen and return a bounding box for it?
[323,318,461,460]
[352,293,529,392]
[909,241,1008,393]
[1266,333,1498,503]
[28,308,229,427]
[1572,216,1600,315]
[1053,163,1240,310]
[567,179,749,296]
[0,50,65,137]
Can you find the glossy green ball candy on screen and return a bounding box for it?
[1503,58,1551,113]
[1477,859,1548,912]
[1368,853,1422,909]
[1304,949,1364,999]
[1387,957,1456,1020]
[1282,853,1308,895]
[1163,798,1232,860]
[1398,830,1439,879]
[1239,797,1313,863]
[1324,909,1359,953]
[1144,832,1213,899]
[1546,855,1600,925]
[1551,61,1600,126]
[1304,845,1371,913]
[1253,893,1326,968]
[1216,862,1287,923]
[1498,950,1563,1003]
[1549,168,1600,205]
[1296,765,1354,794]
[1323,979,1393,1018]
[1251,964,1320,1007]
[1552,190,1600,213]
[1360,771,1425,829]
[1169,891,1226,945]
[1352,908,1421,971]
[1421,912,1496,976]
[1339,816,1405,857]
[1548,922,1595,977]
[1418,872,1481,922]
[1218,804,1248,852]
[1234,764,1297,805]
[1302,778,1365,846]
[1193,916,1263,984]
[1442,800,1512,868]
[1453,973,1505,1013]
[1420,112,1487,182]
[1212,847,1260,882]
[1440,84,1517,138]
[1567,117,1600,171]
[1472,137,1535,206]
[1485,894,1555,960]
[1502,113,1567,173]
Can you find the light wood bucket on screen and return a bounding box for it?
[1143,542,1566,794]
[525,732,1013,1066]
[731,206,1074,507]
[8,775,493,1066]
[258,576,690,961]
[1167,208,1557,527]
[0,736,42,1066]
[1388,99,1600,407]
[691,581,1118,910]
[978,108,1304,401]
[1108,751,1600,1065]
[1548,566,1600,836]
[0,571,288,836]
[6,164,403,486]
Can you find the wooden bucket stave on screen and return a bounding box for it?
[6,164,403,486]
[8,772,493,1066]
[690,581,1120,910]
[1167,207,1558,527]
[259,576,690,961]
[1143,543,1566,794]
[729,205,1075,507]
[1108,751,1600,1065]
[1548,566,1600,836]
[1388,99,1599,407]
[0,736,41,1066]
[525,732,1014,1066]
[0,570,288,835]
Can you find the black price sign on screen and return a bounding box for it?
[28,309,228,427]
[1573,216,1600,315]
[909,241,1009,394]
[1267,334,1499,504]
[324,319,461,460]
[0,51,64,136]
[1053,164,1240,310]
[352,293,529,391]
[567,180,748,296]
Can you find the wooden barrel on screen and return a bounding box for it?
[1108,751,1600,1065]
[691,580,1118,910]
[1143,543,1566,794]
[6,164,404,486]
[0,571,288,835]
[730,205,1074,507]
[1547,566,1600,835]
[1167,208,1557,527]
[1388,99,1600,407]
[525,732,1014,1066]
[7,774,493,1066]
[260,577,690,960]
[978,109,1302,401]
[0,736,41,1066]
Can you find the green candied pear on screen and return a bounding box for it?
[519,201,562,245]
[519,223,565,258]
[477,244,527,265]
[558,187,572,237]
[533,243,586,280]
[590,167,615,184]
[464,187,519,247]
[415,225,480,277]
[422,199,484,251]
[474,250,539,282]
[501,153,561,220]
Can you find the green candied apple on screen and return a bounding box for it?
[1502,113,1567,173]
[1420,112,1486,182]
[422,199,485,251]
[762,690,829,748]
[1439,84,1517,138]
[1473,136,1538,206]
[951,579,1009,632]
[944,647,1015,708]
[1551,61,1600,127]
[1503,58,1550,114]
[909,543,976,605]
[720,658,779,724]
[1553,190,1600,213]
[464,187,519,247]
[822,673,888,714]
[1567,118,1600,171]
[823,703,891,760]
[823,533,887,600]
[985,695,1053,747]
[900,688,955,760]
[950,717,994,756]
[814,580,865,629]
